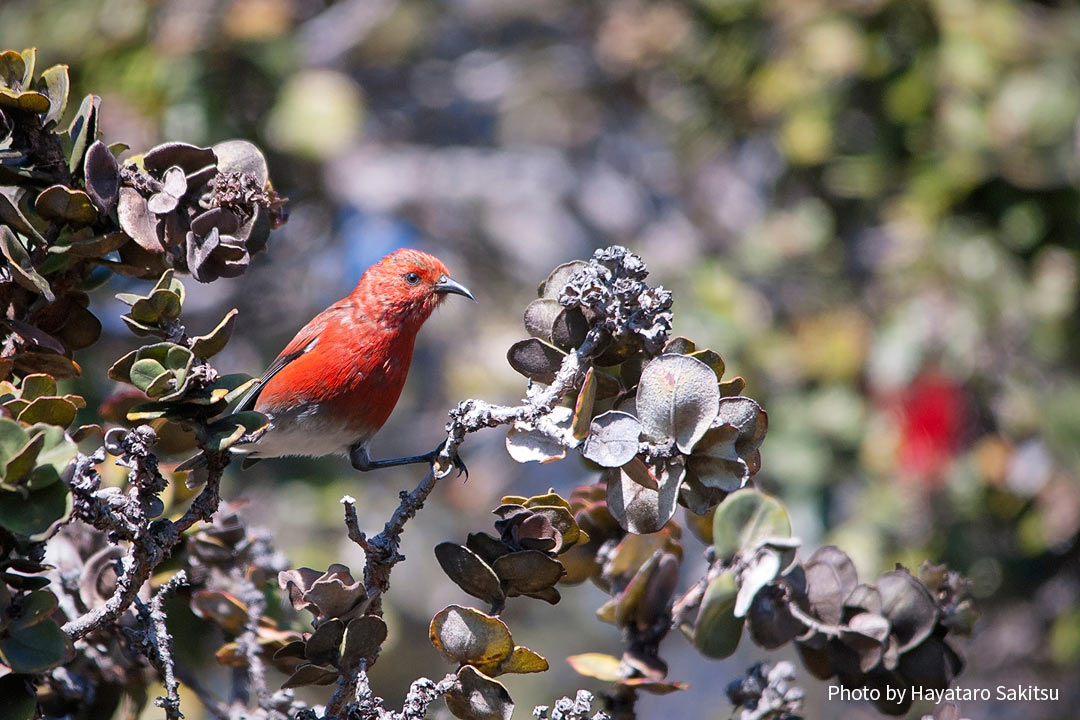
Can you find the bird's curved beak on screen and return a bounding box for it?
[434,275,476,302]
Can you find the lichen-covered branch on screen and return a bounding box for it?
[146,571,189,720]
[61,428,228,640]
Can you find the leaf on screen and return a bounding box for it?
[491,551,564,598]
[304,618,344,665]
[191,590,249,634]
[604,460,681,534]
[715,396,768,458]
[845,583,883,616]
[688,349,725,379]
[19,47,35,85]
[841,612,891,673]
[117,187,164,252]
[152,268,186,304]
[718,377,746,397]
[20,374,57,400]
[571,367,598,440]
[17,396,77,427]
[0,192,47,246]
[537,260,587,298]
[636,354,720,452]
[83,140,120,215]
[129,358,168,394]
[38,63,69,128]
[582,410,642,467]
[619,455,659,490]
[0,478,72,538]
[35,185,98,226]
[11,350,79,379]
[0,87,50,113]
[613,551,661,627]
[0,50,25,88]
[620,678,690,694]
[525,503,584,548]
[4,433,43,485]
[566,652,626,682]
[161,165,188,197]
[281,662,339,688]
[877,568,940,652]
[129,288,182,324]
[688,424,749,492]
[0,418,30,468]
[434,543,504,606]
[108,350,138,383]
[66,94,100,174]
[191,309,238,358]
[693,570,742,658]
[339,615,388,671]
[200,373,251,402]
[1,225,54,301]
[0,617,73,673]
[506,338,566,384]
[734,548,782,618]
[445,665,513,720]
[204,411,268,451]
[144,142,217,176]
[191,207,241,237]
[711,488,791,563]
[663,336,696,354]
[429,605,514,672]
[803,546,859,626]
[12,590,59,630]
[23,424,74,474]
[504,422,566,464]
[523,298,562,342]
[499,646,548,674]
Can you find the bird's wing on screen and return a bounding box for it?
[234,299,355,412]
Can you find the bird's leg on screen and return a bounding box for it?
[349,442,467,478]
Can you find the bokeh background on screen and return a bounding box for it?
[2,0,1078,718]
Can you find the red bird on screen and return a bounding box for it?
[233,248,473,472]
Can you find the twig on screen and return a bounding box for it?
[236,576,270,708]
[534,689,610,720]
[434,328,604,472]
[148,571,190,720]
[62,434,228,640]
[341,468,439,617]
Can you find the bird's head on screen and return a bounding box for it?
[358,248,475,330]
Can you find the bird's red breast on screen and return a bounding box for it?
[251,249,456,448]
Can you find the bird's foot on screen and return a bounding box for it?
[431,440,468,480]
[349,442,467,479]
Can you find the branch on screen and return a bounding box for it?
[340,327,605,615]
[233,575,270,711]
[327,331,606,717]
[147,571,189,720]
[333,669,458,720]
[434,327,604,471]
[62,431,228,640]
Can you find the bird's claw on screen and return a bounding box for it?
[452,452,468,480]
[432,441,468,480]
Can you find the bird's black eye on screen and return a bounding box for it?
[404,272,421,285]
